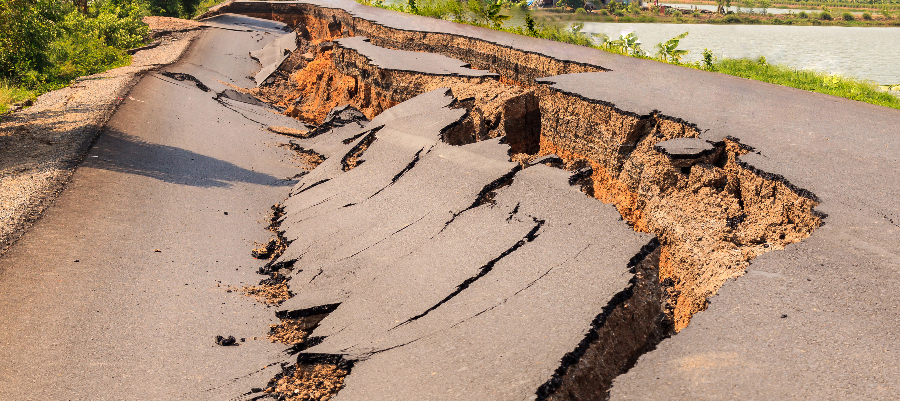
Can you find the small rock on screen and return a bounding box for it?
[154,249,161,253]
[215,335,237,346]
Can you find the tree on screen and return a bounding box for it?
[0,0,63,83]
[714,0,732,13]
[557,0,585,10]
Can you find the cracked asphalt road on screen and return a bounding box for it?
[0,15,309,400]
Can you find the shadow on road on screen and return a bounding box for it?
[88,129,294,188]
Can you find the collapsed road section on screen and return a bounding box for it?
[210,0,900,399]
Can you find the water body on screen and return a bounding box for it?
[573,22,900,83]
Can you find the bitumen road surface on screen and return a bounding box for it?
[0,15,310,400]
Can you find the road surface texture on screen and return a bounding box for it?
[0,15,311,400]
[0,0,898,400]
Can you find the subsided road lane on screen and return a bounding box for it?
[0,15,307,400]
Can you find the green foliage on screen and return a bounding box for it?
[1,0,148,92]
[193,0,222,18]
[557,0,585,10]
[0,0,65,85]
[0,78,36,114]
[819,11,833,19]
[469,0,510,27]
[862,12,872,20]
[605,31,645,56]
[841,11,853,20]
[606,0,622,13]
[575,7,587,14]
[798,10,808,18]
[702,48,716,70]
[524,12,537,35]
[655,31,689,63]
[408,0,418,13]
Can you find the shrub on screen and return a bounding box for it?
[614,10,625,16]
[724,13,741,22]
[819,11,832,20]
[673,10,682,17]
[575,7,587,13]
[862,12,872,20]
[798,10,808,18]
[692,11,700,18]
[599,9,609,15]
[842,12,853,21]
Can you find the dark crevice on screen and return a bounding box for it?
[505,202,520,222]
[393,217,545,330]
[343,213,429,260]
[367,147,425,199]
[293,178,330,195]
[437,165,522,235]
[341,129,378,171]
[341,124,383,145]
[159,71,211,92]
[536,238,673,401]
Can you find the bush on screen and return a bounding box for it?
[598,9,609,15]
[862,12,872,20]
[0,0,148,90]
[798,10,808,18]
[692,11,700,18]
[614,9,625,16]
[723,13,741,22]
[673,10,682,17]
[819,11,832,20]
[575,7,587,13]
[842,12,853,21]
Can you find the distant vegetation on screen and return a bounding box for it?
[356,0,900,110]
[534,2,900,26]
[0,0,224,114]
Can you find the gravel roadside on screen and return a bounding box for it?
[0,17,205,255]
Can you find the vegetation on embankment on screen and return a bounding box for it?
[357,0,900,110]
[0,0,216,114]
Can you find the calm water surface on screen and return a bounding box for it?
[573,22,900,83]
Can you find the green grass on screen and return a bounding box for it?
[711,59,900,109]
[0,79,37,114]
[193,0,225,18]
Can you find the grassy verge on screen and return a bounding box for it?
[713,58,900,108]
[358,0,900,110]
[193,0,225,18]
[0,80,37,114]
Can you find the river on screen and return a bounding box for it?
[569,22,900,84]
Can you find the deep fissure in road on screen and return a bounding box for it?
[216,3,825,399]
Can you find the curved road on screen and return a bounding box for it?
[0,16,307,400]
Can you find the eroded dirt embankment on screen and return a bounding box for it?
[216,2,823,399]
